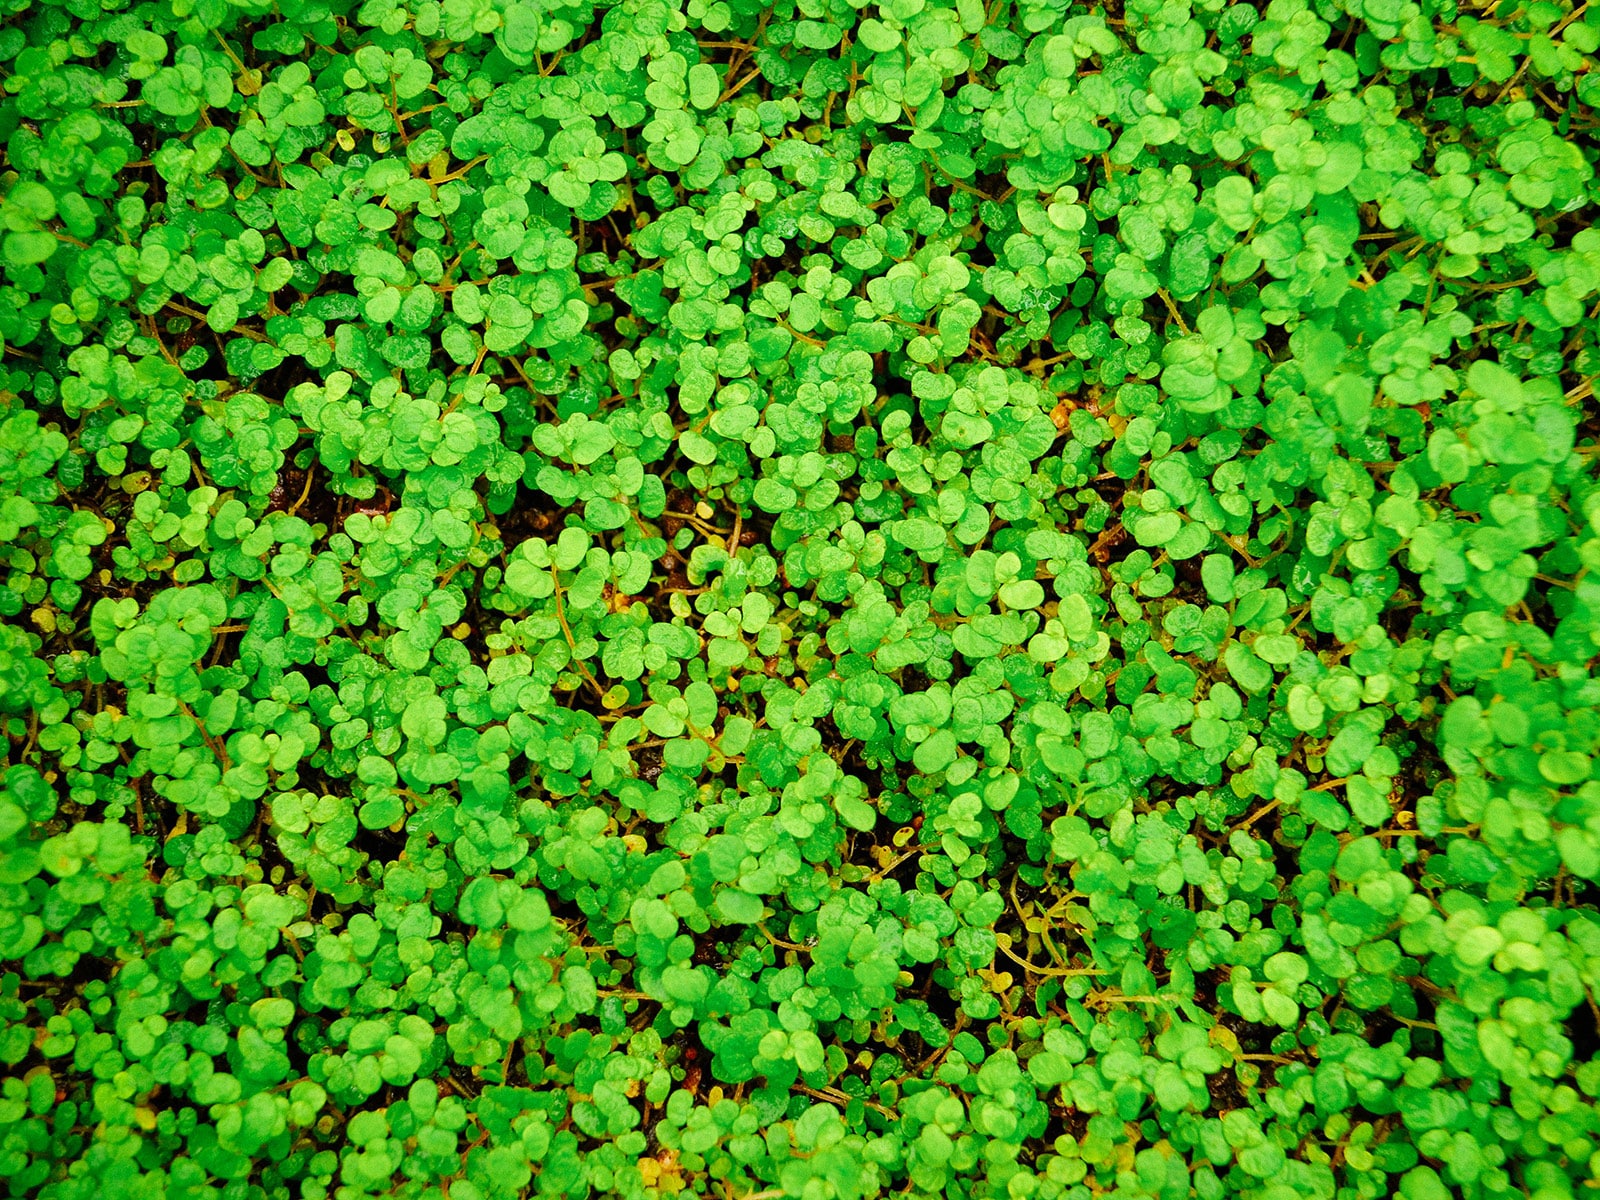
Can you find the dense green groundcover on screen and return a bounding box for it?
[5,0,1600,1196]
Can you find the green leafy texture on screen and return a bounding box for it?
[2,1,1600,1200]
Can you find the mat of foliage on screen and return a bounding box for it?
[4,0,1600,1197]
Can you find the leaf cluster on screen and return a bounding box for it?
[2,0,1600,1198]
